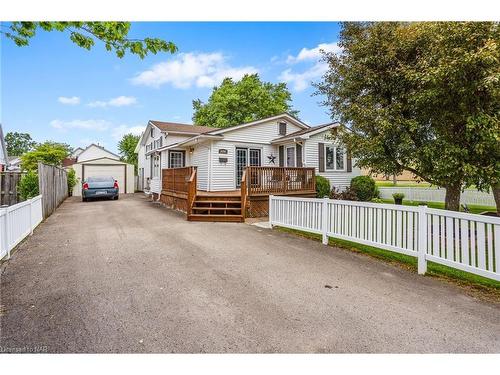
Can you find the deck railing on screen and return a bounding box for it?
[162,166,196,194]
[245,166,316,196]
[187,168,197,216]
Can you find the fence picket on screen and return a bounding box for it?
[269,196,500,281]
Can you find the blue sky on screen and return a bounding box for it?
[1,22,341,153]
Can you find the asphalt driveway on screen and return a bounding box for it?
[1,194,499,353]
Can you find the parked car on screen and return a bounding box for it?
[82,176,119,202]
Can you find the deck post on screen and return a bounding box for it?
[417,205,428,275]
[322,197,329,245]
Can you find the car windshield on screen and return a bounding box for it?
[87,177,114,182]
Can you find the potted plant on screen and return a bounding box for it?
[392,192,405,205]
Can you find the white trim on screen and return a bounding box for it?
[324,145,346,172]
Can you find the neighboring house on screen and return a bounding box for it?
[70,147,84,159]
[6,156,22,172]
[71,144,134,196]
[135,113,360,220]
[0,124,8,172]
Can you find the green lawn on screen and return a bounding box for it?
[375,181,433,188]
[377,198,496,215]
[275,226,500,298]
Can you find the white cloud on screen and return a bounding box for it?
[131,52,258,89]
[279,62,328,92]
[88,96,137,108]
[111,125,145,141]
[50,119,111,132]
[58,96,80,105]
[286,42,341,64]
[279,42,341,92]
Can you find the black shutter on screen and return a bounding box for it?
[346,149,352,172]
[318,143,325,172]
[296,144,303,167]
[279,146,284,167]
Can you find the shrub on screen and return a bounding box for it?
[350,176,376,201]
[18,170,39,200]
[330,186,358,201]
[392,193,405,200]
[67,169,77,196]
[315,176,331,198]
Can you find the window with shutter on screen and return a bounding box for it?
[278,122,287,135]
[296,144,303,167]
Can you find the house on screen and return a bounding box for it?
[0,124,8,172]
[6,156,22,172]
[136,113,360,221]
[71,144,134,196]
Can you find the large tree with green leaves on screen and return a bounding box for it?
[316,22,499,211]
[21,141,72,171]
[118,133,140,173]
[5,132,36,156]
[192,74,298,128]
[1,22,177,58]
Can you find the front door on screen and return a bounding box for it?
[235,147,261,187]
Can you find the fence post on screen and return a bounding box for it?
[3,207,11,259]
[322,197,329,245]
[417,205,428,274]
[269,195,274,228]
[29,197,34,234]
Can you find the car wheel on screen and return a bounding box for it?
[82,197,87,202]
[114,195,119,200]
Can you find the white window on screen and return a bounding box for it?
[152,155,160,178]
[325,145,346,171]
[169,151,184,168]
[286,146,295,167]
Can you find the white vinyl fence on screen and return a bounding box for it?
[0,195,43,260]
[269,195,500,281]
[378,187,496,207]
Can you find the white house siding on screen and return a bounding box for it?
[304,132,361,190]
[191,144,210,191]
[221,119,304,144]
[209,140,278,191]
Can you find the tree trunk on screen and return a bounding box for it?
[444,184,461,211]
[492,183,500,216]
[392,174,397,185]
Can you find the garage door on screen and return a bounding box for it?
[83,164,127,193]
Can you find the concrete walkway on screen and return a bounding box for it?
[1,194,499,353]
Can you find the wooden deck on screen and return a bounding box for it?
[196,190,241,197]
[160,166,317,221]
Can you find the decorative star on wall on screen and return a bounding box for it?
[267,154,276,164]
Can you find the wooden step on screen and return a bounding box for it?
[196,196,241,203]
[188,214,244,222]
[194,199,241,204]
[192,206,241,211]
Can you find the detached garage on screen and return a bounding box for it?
[70,144,134,197]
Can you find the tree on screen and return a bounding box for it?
[21,141,71,171]
[1,22,177,58]
[5,132,36,156]
[118,134,140,173]
[315,22,499,211]
[192,74,298,128]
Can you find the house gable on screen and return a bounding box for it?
[210,114,309,145]
[77,144,120,163]
[0,124,8,167]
